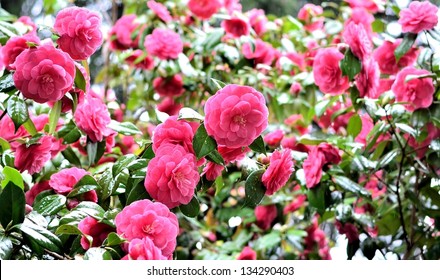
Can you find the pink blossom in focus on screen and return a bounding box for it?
[262,149,294,195]
[346,8,375,38]
[145,28,183,60]
[399,1,439,33]
[49,167,89,194]
[204,84,268,148]
[202,162,224,181]
[1,34,40,70]
[115,199,179,258]
[342,22,372,60]
[54,7,103,60]
[217,146,250,163]
[152,116,195,155]
[122,238,167,260]
[356,58,380,98]
[313,48,349,95]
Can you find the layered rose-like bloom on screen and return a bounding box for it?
[237,246,257,260]
[391,67,434,112]
[1,34,40,70]
[399,1,438,33]
[147,0,172,23]
[14,135,61,175]
[242,39,276,66]
[204,84,268,148]
[298,4,324,32]
[373,40,418,75]
[313,48,349,95]
[355,114,390,147]
[262,149,293,195]
[74,95,112,142]
[346,8,375,39]
[255,204,278,230]
[188,0,221,20]
[342,22,372,60]
[344,0,385,13]
[49,167,89,194]
[115,199,179,258]
[108,14,140,51]
[152,116,195,154]
[54,7,103,60]
[263,129,284,147]
[144,28,183,60]
[153,75,185,97]
[303,148,325,189]
[12,42,75,104]
[247,9,267,36]
[122,238,167,260]
[356,58,380,98]
[78,216,115,250]
[221,17,250,38]
[145,144,199,209]
[125,50,154,70]
[25,181,51,205]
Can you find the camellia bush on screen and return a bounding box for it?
[0,0,439,260]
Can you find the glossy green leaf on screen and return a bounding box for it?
[377,149,399,169]
[74,65,87,92]
[84,247,112,260]
[0,137,10,153]
[340,49,362,80]
[112,154,137,176]
[55,224,83,236]
[57,121,82,144]
[243,169,266,208]
[87,140,106,166]
[19,221,63,253]
[0,182,25,229]
[103,232,126,247]
[48,100,61,134]
[68,175,99,198]
[0,235,13,260]
[59,210,88,225]
[347,114,362,138]
[394,33,417,63]
[1,166,24,189]
[0,73,15,93]
[202,29,224,52]
[73,202,105,220]
[61,147,82,167]
[126,181,150,206]
[205,150,225,165]
[108,120,141,136]
[179,196,200,218]
[7,95,29,132]
[307,184,328,216]
[193,124,217,160]
[33,194,66,216]
[333,175,371,198]
[249,135,266,155]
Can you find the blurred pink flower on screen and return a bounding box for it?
[247,9,267,36]
[204,84,268,148]
[202,161,224,181]
[262,149,293,195]
[342,22,372,60]
[283,194,307,214]
[255,204,278,230]
[346,8,375,38]
[147,0,172,23]
[108,14,140,51]
[263,129,284,147]
[125,50,154,70]
[355,114,390,147]
[303,148,325,189]
[144,28,183,60]
[49,167,89,194]
[298,4,324,32]
[344,0,385,13]
[218,146,250,163]
[302,216,331,260]
[25,181,51,205]
[399,1,438,33]
[242,39,276,66]
[188,0,221,20]
[406,123,440,158]
[356,58,380,98]
[157,97,183,116]
[222,17,250,38]
[153,75,185,97]
[237,246,257,260]
[54,7,102,60]
[313,48,349,95]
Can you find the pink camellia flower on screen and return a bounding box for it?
[12,42,75,104]
[152,116,195,154]
[74,95,112,142]
[359,171,386,199]
[373,40,418,75]
[125,50,154,70]
[157,97,183,116]
[284,114,309,135]
[391,67,435,112]
[342,22,372,60]
[290,82,303,95]
[202,161,224,181]
[298,4,324,32]
[147,0,172,23]
[346,8,375,39]
[223,0,242,14]
[399,1,439,33]
[25,181,51,205]
[406,122,440,158]
[0,111,27,150]
[188,0,221,20]
[144,28,183,60]
[221,17,250,38]
[49,167,89,194]
[115,199,179,258]
[302,216,331,260]
[313,48,349,95]
[108,14,140,51]
[355,114,390,147]
[316,100,354,133]
[303,148,325,189]
[317,143,342,165]
[242,39,276,66]
[217,145,250,163]
[304,40,320,67]
[145,144,200,209]
[54,7,103,60]
[204,84,268,148]
[1,34,40,70]
[14,135,61,175]
[237,246,257,260]
[283,194,307,214]
[356,58,380,99]
[122,238,167,260]
[78,216,115,250]
[255,204,278,230]
[263,129,284,147]
[262,149,294,195]
[247,9,267,36]
[153,75,185,97]
[344,0,385,13]
[335,221,359,243]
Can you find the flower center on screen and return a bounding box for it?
[142,224,154,235]
[42,74,53,84]
[233,115,246,125]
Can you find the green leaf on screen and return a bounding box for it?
[249,135,266,155]
[307,185,328,216]
[377,149,399,169]
[57,121,82,144]
[22,118,38,136]
[1,166,24,189]
[108,120,141,136]
[372,19,385,33]
[112,154,137,176]
[347,114,362,138]
[205,150,225,165]
[126,181,150,206]
[61,147,82,167]
[140,144,155,160]
[340,49,362,80]
[0,235,13,259]
[202,29,224,52]
[55,224,83,236]
[333,176,371,198]
[376,211,400,235]
[0,137,10,153]
[84,247,112,260]
[396,123,417,138]
[0,8,17,22]
[74,65,87,92]
[68,175,99,198]
[103,232,126,247]
[19,221,63,254]
[59,210,88,225]
[179,196,200,218]
[394,33,417,63]
[48,100,62,135]
[87,140,106,166]
[254,231,281,250]
[7,95,29,132]
[33,194,66,216]
[347,240,360,260]
[0,74,15,93]
[193,124,217,160]
[243,169,266,208]
[73,202,105,220]
[0,182,25,229]
[314,96,339,117]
